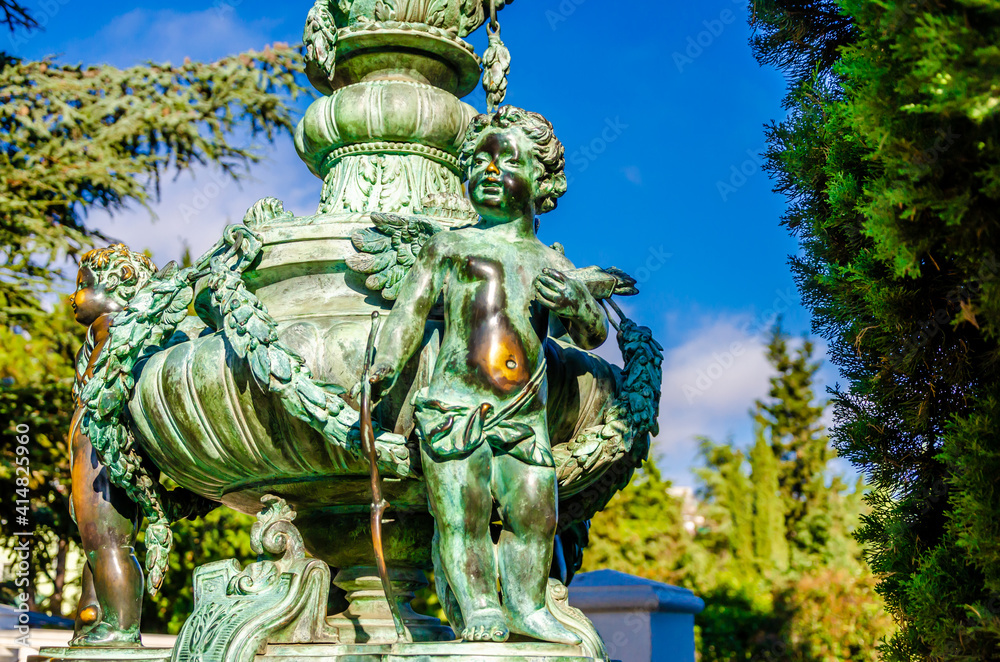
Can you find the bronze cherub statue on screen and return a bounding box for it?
[368,106,606,645]
[68,244,156,647]
[46,1,668,658]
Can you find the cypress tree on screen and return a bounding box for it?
[697,440,756,571]
[691,329,885,661]
[751,1,1000,658]
[756,326,837,563]
[750,422,789,573]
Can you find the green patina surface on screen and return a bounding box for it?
[58,1,664,660]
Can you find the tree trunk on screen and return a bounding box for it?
[49,537,68,616]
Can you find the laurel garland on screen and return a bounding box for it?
[79,260,207,594]
[554,305,663,528]
[79,198,415,595]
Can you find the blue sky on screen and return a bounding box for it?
[12,0,847,484]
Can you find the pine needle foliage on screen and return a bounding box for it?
[0,0,34,33]
[693,330,884,661]
[0,18,308,322]
[751,0,1000,658]
[750,0,855,91]
[0,2,309,619]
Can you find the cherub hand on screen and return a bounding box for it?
[534,268,591,319]
[350,363,397,401]
[368,362,398,401]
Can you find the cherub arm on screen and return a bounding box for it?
[74,314,115,389]
[368,234,449,395]
[535,254,608,351]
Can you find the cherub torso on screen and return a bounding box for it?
[428,229,558,409]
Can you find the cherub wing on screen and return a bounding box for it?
[347,211,446,300]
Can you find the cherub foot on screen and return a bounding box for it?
[69,622,141,648]
[460,608,509,642]
[508,608,582,646]
[78,604,100,627]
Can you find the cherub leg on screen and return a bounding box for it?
[493,441,581,645]
[70,435,142,647]
[73,563,100,637]
[421,441,508,642]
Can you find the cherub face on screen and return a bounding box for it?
[70,265,123,327]
[468,128,542,222]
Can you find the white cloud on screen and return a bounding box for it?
[652,314,774,485]
[54,7,287,67]
[86,144,321,269]
[644,319,861,487]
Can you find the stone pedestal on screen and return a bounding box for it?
[568,571,704,662]
[326,567,452,644]
[32,642,600,662]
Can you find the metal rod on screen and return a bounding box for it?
[360,311,410,642]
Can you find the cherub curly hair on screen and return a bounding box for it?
[459,105,568,214]
[80,243,156,303]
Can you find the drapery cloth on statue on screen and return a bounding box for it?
[411,358,554,467]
